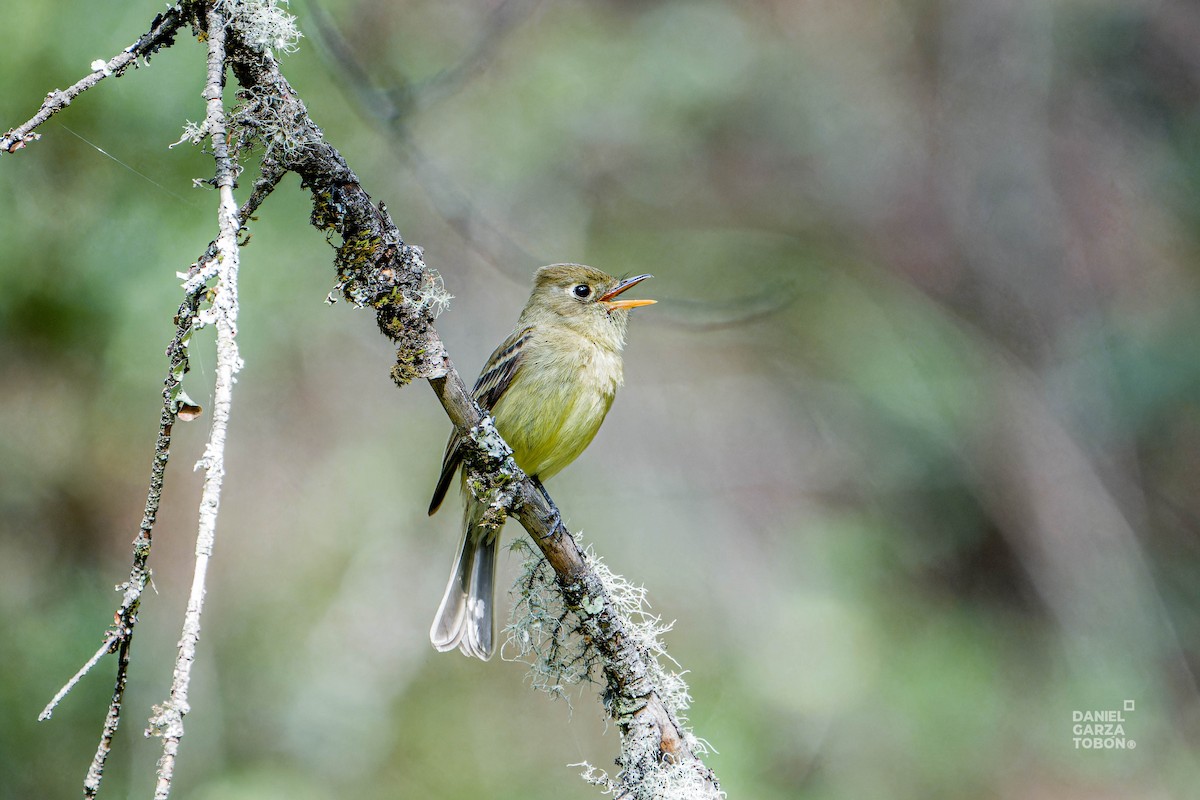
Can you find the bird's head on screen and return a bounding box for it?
[523,263,655,346]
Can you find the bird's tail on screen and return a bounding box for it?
[430,505,500,660]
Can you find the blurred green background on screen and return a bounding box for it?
[3,0,1200,797]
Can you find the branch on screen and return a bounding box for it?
[145,6,245,798]
[40,280,204,799]
[221,35,721,798]
[0,3,189,153]
[432,388,721,797]
[67,150,282,800]
[20,4,718,795]
[38,636,118,722]
[305,0,542,119]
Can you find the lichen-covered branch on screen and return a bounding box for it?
[17,9,280,799]
[145,6,246,798]
[15,2,718,796]
[73,143,282,800]
[510,474,720,798]
[214,31,720,799]
[0,3,189,154]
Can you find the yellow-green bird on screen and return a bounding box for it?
[428,264,655,659]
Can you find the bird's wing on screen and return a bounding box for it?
[472,326,533,411]
[428,326,533,515]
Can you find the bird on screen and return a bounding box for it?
[428,264,655,659]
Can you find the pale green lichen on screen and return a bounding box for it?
[406,267,453,318]
[169,119,207,148]
[504,537,720,798]
[228,88,322,163]
[573,759,724,800]
[463,417,520,524]
[505,537,599,695]
[215,0,302,54]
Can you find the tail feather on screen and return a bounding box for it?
[463,534,499,659]
[430,502,501,660]
[430,525,474,653]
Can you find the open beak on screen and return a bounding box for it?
[598,274,656,312]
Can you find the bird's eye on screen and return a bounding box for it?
[573,284,591,299]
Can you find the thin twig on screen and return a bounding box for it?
[83,628,136,797]
[38,635,118,722]
[145,7,243,798]
[20,9,201,797]
[64,284,198,799]
[304,0,542,120]
[26,13,280,800]
[0,3,189,153]
[75,149,283,800]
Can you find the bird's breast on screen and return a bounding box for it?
[491,334,623,481]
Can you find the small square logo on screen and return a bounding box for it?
[1124,699,1135,712]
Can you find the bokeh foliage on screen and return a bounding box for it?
[3,0,1200,797]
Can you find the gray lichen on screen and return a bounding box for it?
[461,417,521,527]
[214,0,301,54]
[505,538,721,799]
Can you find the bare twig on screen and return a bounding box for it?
[39,136,282,800]
[38,635,118,722]
[58,287,200,799]
[304,0,543,274]
[25,15,282,800]
[145,7,244,798]
[304,0,542,121]
[83,629,135,797]
[74,150,283,800]
[0,3,189,154]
